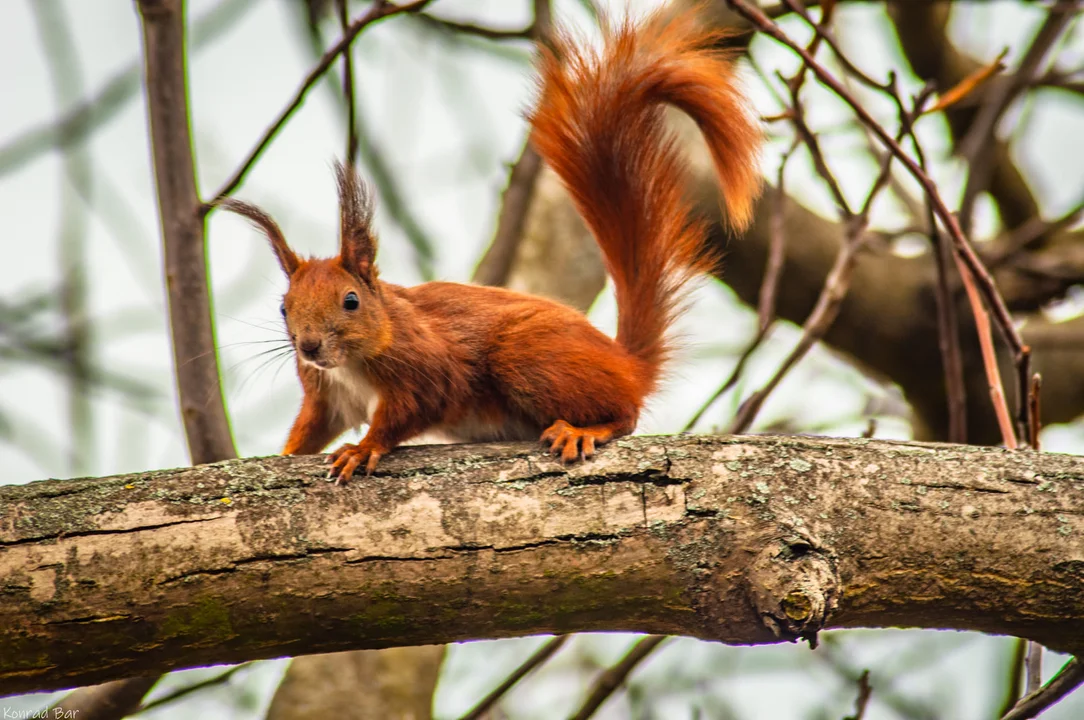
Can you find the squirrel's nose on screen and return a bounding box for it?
[298,338,322,359]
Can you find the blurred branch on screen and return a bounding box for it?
[1002,658,1084,720]
[841,670,872,720]
[336,0,359,166]
[206,0,435,207]
[131,663,253,715]
[417,13,535,41]
[999,639,1029,718]
[30,0,94,476]
[958,0,1081,233]
[887,1,1040,231]
[46,677,160,720]
[0,0,254,178]
[472,0,554,288]
[457,635,569,720]
[568,636,668,720]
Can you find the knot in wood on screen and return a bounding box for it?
[745,534,838,648]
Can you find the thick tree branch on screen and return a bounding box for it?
[2,435,1083,696]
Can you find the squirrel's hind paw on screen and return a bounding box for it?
[540,420,619,464]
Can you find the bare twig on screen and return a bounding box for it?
[568,636,668,720]
[727,77,924,434]
[336,0,359,166]
[726,0,1032,445]
[684,143,796,432]
[726,0,1027,359]
[1002,657,1084,720]
[842,670,872,720]
[456,636,569,720]
[897,86,968,443]
[954,252,1017,448]
[1028,374,1043,449]
[206,0,435,206]
[290,2,436,279]
[985,198,1084,269]
[958,0,1081,232]
[417,13,535,41]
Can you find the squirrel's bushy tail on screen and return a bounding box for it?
[530,6,762,385]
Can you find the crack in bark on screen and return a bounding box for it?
[159,546,354,584]
[0,515,220,548]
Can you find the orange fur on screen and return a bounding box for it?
[219,5,763,483]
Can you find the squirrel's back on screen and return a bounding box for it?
[530,7,762,390]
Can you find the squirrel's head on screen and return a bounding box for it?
[217,163,390,370]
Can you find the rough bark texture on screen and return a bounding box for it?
[2,434,1083,696]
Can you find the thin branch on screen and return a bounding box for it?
[954,252,1017,448]
[131,663,253,715]
[456,636,569,720]
[289,2,437,280]
[567,636,668,720]
[417,13,535,41]
[684,142,796,432]
[205,0,435,206]
[336,0,359,166]
[1002,658,1084,720]
[842,670,872,720]
[727,80,924,434]
[985,197,1084,269]
[958,0,1081,232]
[726,0,1031,445]
[726,0,1027,359]
[898,84,968,443]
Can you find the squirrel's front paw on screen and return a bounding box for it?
[326,441,386,484]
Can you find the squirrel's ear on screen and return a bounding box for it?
[335,161,378,286]
[215,198,300,276]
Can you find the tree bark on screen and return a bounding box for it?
[2,435,1082,696]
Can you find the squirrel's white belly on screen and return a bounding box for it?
[322,365,540,444]
[324,366,381,431]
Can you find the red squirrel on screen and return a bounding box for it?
[218,7,762,483]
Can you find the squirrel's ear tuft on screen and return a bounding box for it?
[335,162,378,286]
[215,198,300,276]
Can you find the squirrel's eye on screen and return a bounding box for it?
[279,302,287,318]
[343,292,359,311]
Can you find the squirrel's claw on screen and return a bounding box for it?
[325,442,384,484]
